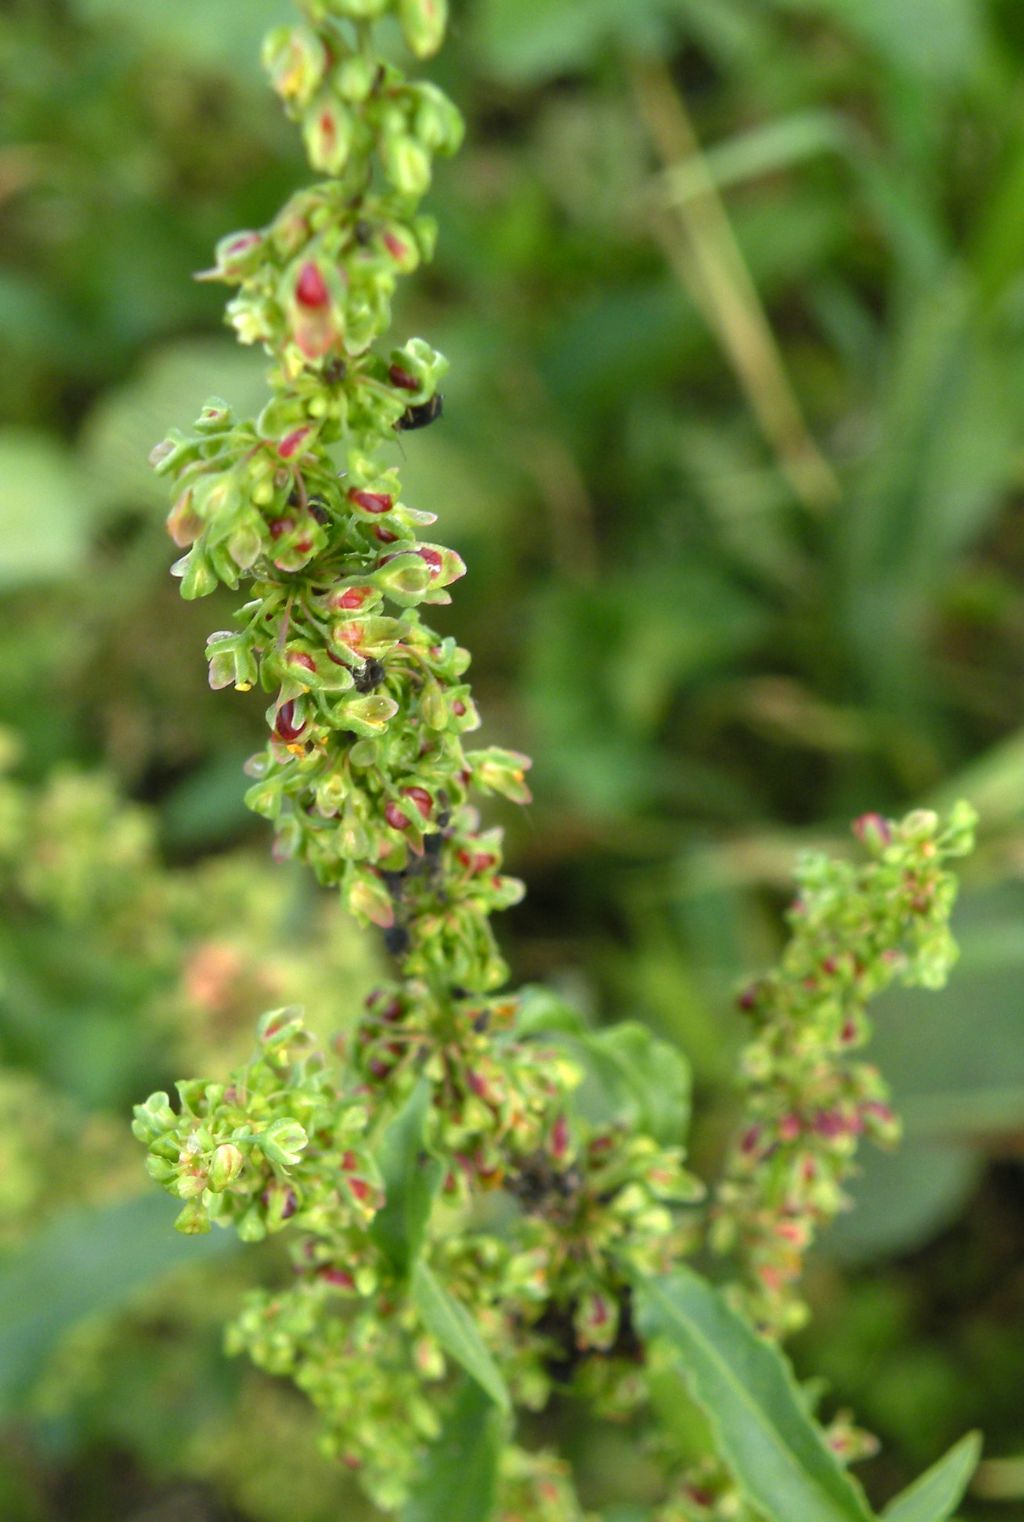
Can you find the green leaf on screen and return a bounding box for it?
[562,1022,691,1145]
[882,1433,982,1522]
[0,1194,238,1411]
[635,1268,875,1522]
[411,1262,510,1412]
[0,429,94,589]
[773,0,983,84]
[401,1380,504,1522]
[514,984,588,1037]
[371,1080,443,1276]
[474,0,673,85]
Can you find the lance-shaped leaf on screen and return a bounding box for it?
[401,1379,504,1522]
[371,1079,443,1276]
[412,1261,510,1412]
[881,1432,981,1522]
[0,1195,238,1410]
[634,1268,876,1522]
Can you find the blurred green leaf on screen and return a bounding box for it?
[81,339,267,516]
[0,430,94,589]
[826,1141,981,1266]
[473,0,676,84]
[70,0,283,78]
[411,1263,511,1412]
[561,1021,691,1145]
[401,1380,504,1522]
[662,110,859,207]
[827,884,1024,1262]
[0,1194,238,1410]
[839,277,1017,714]
[881,1431,981,1522]
[371,1081,443,1277]
[771,0,984,83]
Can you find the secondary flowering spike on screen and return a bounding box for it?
[713,800,977,1335]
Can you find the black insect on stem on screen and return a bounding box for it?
[353,659,386,693]
[396,394,444,432]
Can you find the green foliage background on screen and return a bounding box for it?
[2,0,1024,1516]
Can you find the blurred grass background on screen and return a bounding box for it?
[3,0,1024,1516]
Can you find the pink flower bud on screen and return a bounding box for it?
[389,363,420,391]
[348,488,393,514]
[296,261,329,308]
[274,700,306,743]
[384,232,411,262]
[320,1267,355,1289]
[853,812,892,850]
[278,426,312,459]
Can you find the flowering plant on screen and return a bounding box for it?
[134,4,982,1518]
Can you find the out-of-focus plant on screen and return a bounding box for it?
[131,4,984,1520]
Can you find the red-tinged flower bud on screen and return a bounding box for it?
[303,99,353,176]
[397,0,448,60]
[551,1114,569,1160]
[466,1070,493,1103]
[274,700,307,743]
[320,1267,355,1289]
[270,516,295,539]
[348,488,394,514]
[334,586,374,610]
[278,426,312,459]
[853,812,892,850]
[166,489,202,547]
[287,650,317,675]
[740,1125,761,1157]
[403,786,432,819]
[813,1110,846,1139]
[389,363,419,391]
[374,524,400,543]
[347,1176,372,1204]
[296,260,329,308]
[776,1219,808,1246]
[207,229,265,281]
[778,1114,802,1142]
[263,24,327,110]
[417,546,443,575]
[384,232,411,262]
[384,801,408,830]
[349,872,395,928]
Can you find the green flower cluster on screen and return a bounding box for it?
[136,981,701,1505]
[148,0,525,996]
[133,1008,378,1238]
[713,801,977,1335]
